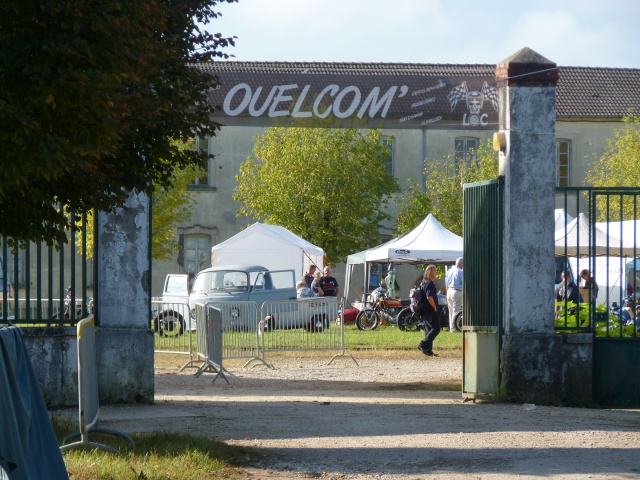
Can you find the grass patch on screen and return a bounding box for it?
[54,416,256,480]
[154,325,463,369]
[342,323,463,356]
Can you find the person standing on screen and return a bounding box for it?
[579,268,599,302]
[445,257,463,331]
[417,265,441,357]
[320,266,339,297]
[304,265,317,288]
[555,270,582,314]
[310,270,324,296]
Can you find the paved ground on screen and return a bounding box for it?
[62,352,640,479]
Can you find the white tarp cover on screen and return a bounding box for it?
[555,213,636,257]
[211,223,324,277]
[365,214,463,264]
[595,219,640,252]
[555,209,574,233]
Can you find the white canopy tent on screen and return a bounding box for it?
[211,223,324,277]
[555,213,636,257]
[365,214,464,264]
[344,214,463,304]
[595,219,640,254]
[555,209,574,233]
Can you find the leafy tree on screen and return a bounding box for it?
[585,115,640,220]
[78,141,204,260]
[233,128,399,265]
[396,139,498,236]
[394,180,433,236]
[0,0,236,245]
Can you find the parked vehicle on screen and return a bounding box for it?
[336,306,359,325]
[52,286,92,322]
[609,294,640,330]
[395,293,452,331]
[355,287,406,330]
[155,265,337,333]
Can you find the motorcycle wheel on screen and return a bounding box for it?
[154,312,185,337]
[356,309,379,330]
[397,308,420,332]
[454,310,463,332]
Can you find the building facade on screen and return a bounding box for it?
[141,63,640,296]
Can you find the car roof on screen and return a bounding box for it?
[198,265,268,274]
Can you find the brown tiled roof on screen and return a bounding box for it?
[195,61,640,119]
[556,67,640,118]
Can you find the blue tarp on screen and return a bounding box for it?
[0,327,68,480]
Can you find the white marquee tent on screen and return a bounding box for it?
[344,214,463,303]
[555,209,574,233]
[365,214,463,264]
[210,223,324,277]
[555,213,636,257]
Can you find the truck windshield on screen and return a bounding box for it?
[193,270,249,293]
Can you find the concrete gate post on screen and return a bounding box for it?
[95,192,154,403]
[496,48,563,404]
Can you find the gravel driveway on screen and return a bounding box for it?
[91,351,640,479]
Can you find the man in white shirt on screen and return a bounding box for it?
[445,257,463,331]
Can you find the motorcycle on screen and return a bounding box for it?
[609,294,639,329]
[53,286,93,322]
[396,295,460,332]
[355,287,405,330]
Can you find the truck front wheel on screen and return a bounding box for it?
[154,311,185,337]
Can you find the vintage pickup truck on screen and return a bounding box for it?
[154,264,338,334]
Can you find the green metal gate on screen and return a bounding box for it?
[556,187,640,406]
[589,189,640,406]
[462,178,504,401]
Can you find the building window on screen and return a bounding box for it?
[381,136,394,176]
[184,235,211,274]
[455,137,479,164]
[191,137,210,187]
[556,139,571,187]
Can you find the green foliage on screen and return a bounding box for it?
[152,168,204,261]
[233,128,399,265]
[77,140,204,260]
[394,180,432,235]
[585,115,640,221]
[554,301,590,329]
[0,0,236,245]
[554,302,640,337]
[396,139,498,235]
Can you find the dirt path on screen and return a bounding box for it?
[88,352,639,479]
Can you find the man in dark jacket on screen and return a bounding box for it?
[556,270,582,314]
[417,264,440,357]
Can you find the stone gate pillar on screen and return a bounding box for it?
[95,192,154,403]
[496,48,562,403]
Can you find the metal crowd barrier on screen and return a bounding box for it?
[260,298,341,351]
[189,298,355,379]
[60,315,134,454]
[192,304,229,384]
[207,301,265,368]
[151,299,195,370]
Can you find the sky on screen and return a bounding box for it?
[210,0,640,68]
